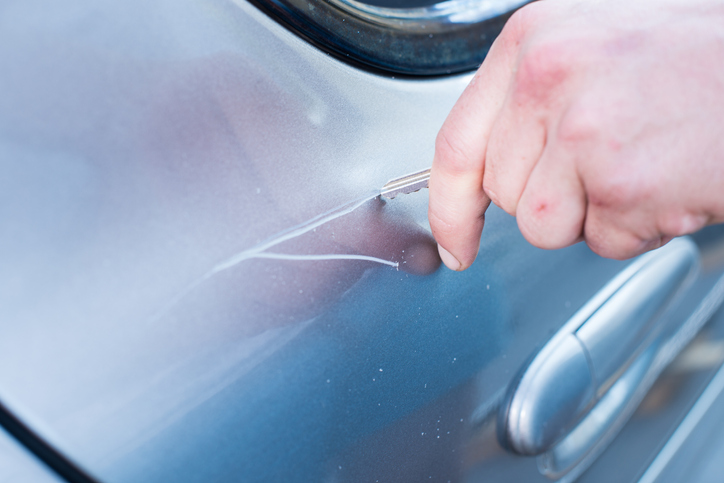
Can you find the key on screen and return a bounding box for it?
[380,167,431,199]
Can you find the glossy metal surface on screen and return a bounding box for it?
[500,240,699,458]
[541,342,658,480]
[501,334,595,455]
[580,248,724,483]
[576,241,699,390]
[461,232,724,483]
[380,167,431,199]
[638,352,724,483]
[0,1,720,482]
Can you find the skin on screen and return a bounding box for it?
[428,0,724,271]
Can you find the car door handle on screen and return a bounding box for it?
[497,238,700,478]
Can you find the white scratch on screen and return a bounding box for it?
[210,192,381,274]
[151,191,392,321]
[254,252,398,268]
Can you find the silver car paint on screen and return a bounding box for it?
[0,0,721,482]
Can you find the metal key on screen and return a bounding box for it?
[380,167,431,199]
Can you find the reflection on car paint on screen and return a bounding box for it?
[4,0,703,482]
[151,191,411,324]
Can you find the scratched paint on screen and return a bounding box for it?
[151,191,399,322]
[209,191,397,274]
[253,253,398,268]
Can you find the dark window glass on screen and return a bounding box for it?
[355,0,441,8]
[247,0,533,76]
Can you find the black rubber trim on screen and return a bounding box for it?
[0,399,100,483]
[246,0,527,76]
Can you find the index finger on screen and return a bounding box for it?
[428,6,537,270]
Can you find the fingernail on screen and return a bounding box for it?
[438,244,461,271]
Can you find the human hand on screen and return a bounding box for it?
[429,0,724,270]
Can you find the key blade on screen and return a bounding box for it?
[380,167,431,199]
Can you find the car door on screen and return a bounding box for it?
[2,1,724,482]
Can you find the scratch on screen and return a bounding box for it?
[254,252,398,268]
[209,191,385,274]
[151,191,392,321]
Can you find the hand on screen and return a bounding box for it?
[428,0,724,270]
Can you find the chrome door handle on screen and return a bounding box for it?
[498,238,700,478]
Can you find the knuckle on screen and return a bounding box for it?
[590,241,645,260]
[557,103,600,146]
[586,169,643,211]
[584,218,647,260]
[516,193,552,243]
[513,41,573,103]
[517,194,577,250]
[516,173,587,250]
[657,212,708,237]
[434,126,476,175]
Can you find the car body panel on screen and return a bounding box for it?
[1,1,723,482]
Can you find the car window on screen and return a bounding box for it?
[248,0,533,75]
